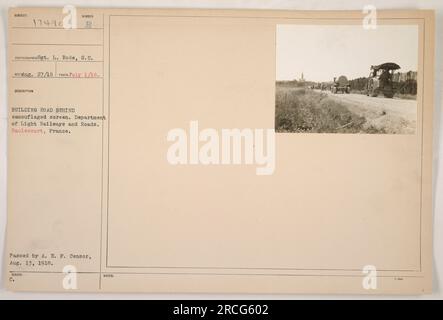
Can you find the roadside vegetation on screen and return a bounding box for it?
[275,86,385,133]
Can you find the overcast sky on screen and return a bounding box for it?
[276,24,418,82]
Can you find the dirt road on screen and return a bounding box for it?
[320,90,417,134]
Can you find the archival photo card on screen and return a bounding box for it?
[5,8,434,294]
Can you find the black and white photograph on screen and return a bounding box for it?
[275,25,419,134]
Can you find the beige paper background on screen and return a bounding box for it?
[5,8,434,294]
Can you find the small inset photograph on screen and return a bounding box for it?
[275,25,418,134]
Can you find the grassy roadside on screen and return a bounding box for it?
[275,86,384,133]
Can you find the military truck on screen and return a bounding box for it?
[331,76,351,94]
[366,62,400,98]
